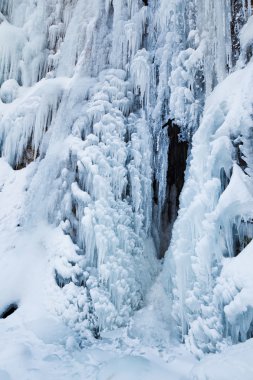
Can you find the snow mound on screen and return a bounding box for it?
[192,338,253,380]
[97,356,170,380]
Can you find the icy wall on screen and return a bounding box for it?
[161,0,253,358]
[0,0,160,341]
[0,0,253,353]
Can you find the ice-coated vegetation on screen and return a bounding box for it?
[0,1,253,374]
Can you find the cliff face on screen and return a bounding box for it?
[0,0,253,360]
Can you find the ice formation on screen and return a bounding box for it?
[0,0,253,365]
[0,0,160,342]
[161,2,253,357]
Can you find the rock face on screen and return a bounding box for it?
[0,0,253,355]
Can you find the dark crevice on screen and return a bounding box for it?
[0,303,18,319]
[152,175,159,205]
[230,0,253,66]
[15,143,38,170]
[232,136,248,173]
[246,44,253,63]
[232,220,253,257]
[220,167,232,192]
[55,270,72,288]
[159,122,189,258]
[230,0,245,66]
[247,321,253,340]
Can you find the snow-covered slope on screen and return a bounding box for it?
[0,0,253,378]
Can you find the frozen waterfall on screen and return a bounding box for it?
[0,0,253,362]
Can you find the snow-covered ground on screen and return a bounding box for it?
[192,339,253,380]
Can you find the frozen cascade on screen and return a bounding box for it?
[0,0,253,358]
[0,0,160,341]
[161,8,253,358]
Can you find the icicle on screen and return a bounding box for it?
[130,49,150,107]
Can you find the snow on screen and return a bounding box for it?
[192,338,253,380]
[0,0,253,378]
[0,79,19,103]
[215,240,253,342]
[240,15,253,52]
